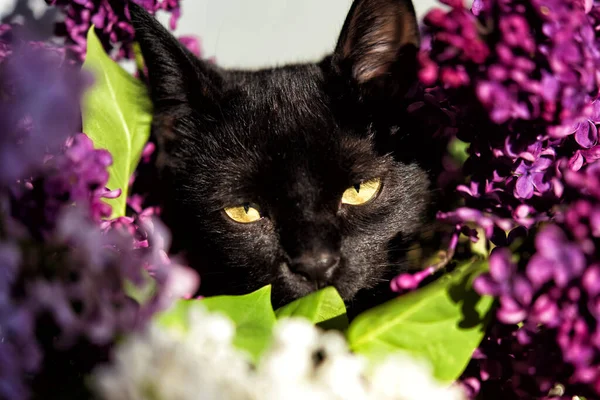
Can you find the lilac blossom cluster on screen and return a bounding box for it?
[420,0,600,129]
[460,323,579,399]
[45,0,202,60]
[410,0,600,398]
[0,28,196,400]
[469,164,600,398]
[418,0,600,229]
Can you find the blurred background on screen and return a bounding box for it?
[0,0,448,69]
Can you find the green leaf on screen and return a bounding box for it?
[132,42,146,73]
[155,298,193,333]
[347,259,493,383]
[81,27,153,218]
[275,286,348,330]
[448,138,469,165]
[202,286,276,363]
[470,227,490,258]
[156,286,276,364]
[123,269,157,305]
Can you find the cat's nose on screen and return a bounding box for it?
[289,252,340,288]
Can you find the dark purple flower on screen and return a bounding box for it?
[0,240,37,400]
[45,134,114,222]
[474,247,534,324]
[12,133,115,239]
[0,302,39,400]
[414,0,600,243]
[526,225,586,288]
[469,161,600,397]
[46,0,192,60]
[0,173,193,398]
[0,36,84,186]
[574,120,599,149]
[514,157,553,199]
[400,0,600,397]
[0,5,202,399]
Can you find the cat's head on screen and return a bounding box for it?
[130,0,442,308]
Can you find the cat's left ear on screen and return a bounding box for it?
[331,0,419,96]
[128,2,224,114]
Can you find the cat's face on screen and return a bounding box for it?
[131,0,438,307]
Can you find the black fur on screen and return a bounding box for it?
[129,0,443,313]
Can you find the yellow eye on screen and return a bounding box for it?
[224,203,262,223]
[341,177,382,205]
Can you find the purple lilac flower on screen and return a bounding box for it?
[470,163,600,397]
[0,32,84,186]
[460,323,588,400]
[513,157,553,199]
[105,209,200,302]
[14,134,116,239]
[0,240,36,400]
[395,0,600,397]
[0,204,185,399]
[33,208,177,345]
[422,0,600,129]
[415,0,600,235]
[46,0,201,60]
[0,30,199,398]
[0,138,194,399]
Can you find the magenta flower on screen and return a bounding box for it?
[472,163,600,396]
[526,225,586,289]
[514,157,553,199]
[45,0,195,60]
[0,29,198,399]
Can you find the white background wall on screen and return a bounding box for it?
[0,0,441,69]
[173,0,440,69]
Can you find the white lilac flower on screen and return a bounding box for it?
[93,308,254,400]
[93,308,466,400]
[368,354,466,400]
[257,320,368,400]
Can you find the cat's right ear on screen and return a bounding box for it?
[128,2,223,113]
[330,0,420,98]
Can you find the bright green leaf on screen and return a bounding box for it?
[156,286,276,364]
[347,259,493,383]
[82,27,153,218]
[132,42,146,73]
[275,286,348,330]
[155,298,193,333]
[448,138,469,165]
[202,286,276,363]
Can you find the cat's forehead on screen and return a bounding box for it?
[223,64,329,120]
[205,65,373,167]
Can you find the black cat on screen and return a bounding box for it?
[130,0,445,313]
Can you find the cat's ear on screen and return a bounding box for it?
[331,0,419,95]
[128,2,223,112]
